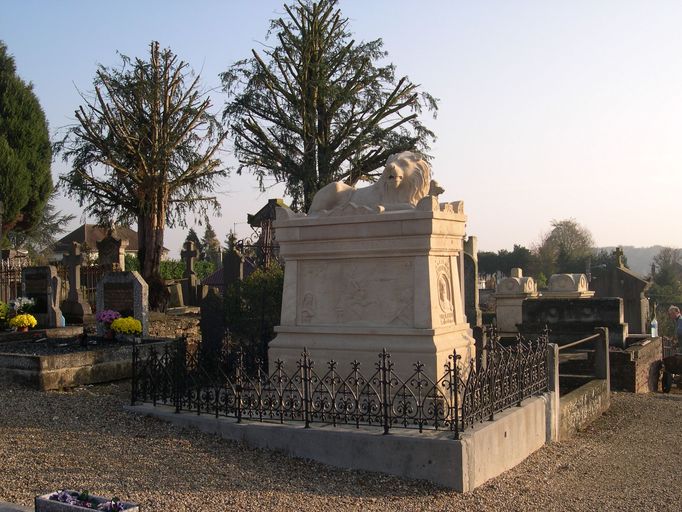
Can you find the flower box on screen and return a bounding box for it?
[35,490,139,511]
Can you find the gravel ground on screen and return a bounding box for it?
[0,384,680,511]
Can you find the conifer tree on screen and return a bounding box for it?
[222,0,438,211]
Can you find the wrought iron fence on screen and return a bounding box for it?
[55,263,111,309]
[131,333,549,439]
[0,258,29,303]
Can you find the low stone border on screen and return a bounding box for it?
[0,338,174,390]
[126,394,551,492]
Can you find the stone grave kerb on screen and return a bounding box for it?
[96,271,148,336]
[60,241,92,322]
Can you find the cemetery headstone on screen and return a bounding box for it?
[542,273,594,298]
[589,248,650,334]
[96,230,128,271]
[22,266,62,328]
[200,288,226,367]
[168,282,184,308]
[519,296,628,347]
[495,268,538,336]
[96,271,148,336]
[60,241,92,323]
[463,236,482,327]
[181,240,198,306]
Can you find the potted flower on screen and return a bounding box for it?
[0,300,9,329]
[35,489,139,511]
[9,296,35,314]
[95,309,121,339]
[9,313,37,332]
[110,316,142,342]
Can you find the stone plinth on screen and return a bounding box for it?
[22,266,62,328]
[495,268,537,335]
[268,199,475,380]
[543,273,594,299]
[96,271,149,336]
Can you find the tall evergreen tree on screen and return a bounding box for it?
[0,41,53,235]
[185,227,203,258]
[56,41,228,307]
[202,220,221,268]
[222,0,438,211]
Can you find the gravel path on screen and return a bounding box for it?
[0,384,680,511]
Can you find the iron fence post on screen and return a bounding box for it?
[174,338,186,414]
[381,349,390,435]
[450,349,460,440]
[488,346,495,422]
[302,349,311,428]
[516,345,523,407]
[131,342,139,406]
[235,350,243,423]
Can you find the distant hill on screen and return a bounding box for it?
[598,245,668,277]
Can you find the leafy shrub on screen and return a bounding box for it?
[225,264,284,361]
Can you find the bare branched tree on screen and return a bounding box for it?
[56,41,229,307]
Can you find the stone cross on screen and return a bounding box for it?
[61,242,92,323]
[181,241,198,306]
[181,241,198,277]
[64,242,84,301]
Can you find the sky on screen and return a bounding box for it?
[2,0,681,257]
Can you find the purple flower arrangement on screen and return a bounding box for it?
[48,490,128,510]
[95,310,121,325]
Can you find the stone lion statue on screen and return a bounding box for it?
[308,151,441,214]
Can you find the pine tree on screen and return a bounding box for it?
[185,227,203,258]
[0,41,53,236]
[56,41,228,307]
[202,220,222,268]
[222,0,438,211]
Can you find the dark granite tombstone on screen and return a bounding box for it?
[60,242,92,323]
[96,271,148,336]
[181,240,199,306]
[463,236,482,327]
[200,288,226,364]
[519,297,628,347]
[22,266,61,328]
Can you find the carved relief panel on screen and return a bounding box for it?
[298,258,414,327]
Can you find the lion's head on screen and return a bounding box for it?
[380,151,431,206]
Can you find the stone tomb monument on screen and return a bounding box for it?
[21,266,62,328]
[60,241,92,323]
[495,268,538,336]
[96,271,149,336]
[269,152,475,380]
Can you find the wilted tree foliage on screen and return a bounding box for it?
[56,41,228,307]
[222,0,438,211]
[0,41,52,236]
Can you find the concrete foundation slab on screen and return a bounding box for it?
[126,394,550,492]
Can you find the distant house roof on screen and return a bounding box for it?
[52,224,141,255]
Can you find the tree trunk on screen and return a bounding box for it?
[137,190,168,310]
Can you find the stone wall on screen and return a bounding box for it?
[559,379,610,440]
[610,338,662,393]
